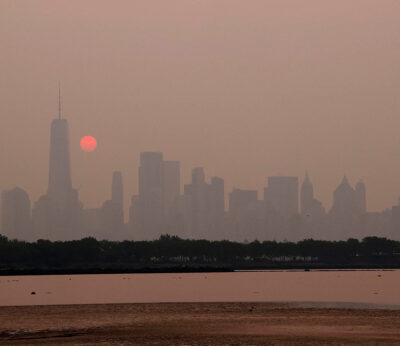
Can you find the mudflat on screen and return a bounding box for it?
[1,302,400,345]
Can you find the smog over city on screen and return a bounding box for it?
[1,2,400,344]
[2,1,400,243]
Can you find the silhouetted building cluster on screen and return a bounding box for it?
[2,116,400,242]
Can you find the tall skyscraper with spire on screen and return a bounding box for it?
[47,83,74,202]
[32,89,83,240]
[47,118,72,199]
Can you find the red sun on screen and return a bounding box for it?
[80,136,98,152]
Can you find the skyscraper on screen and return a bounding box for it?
[139,152,164,219]
[32,114,83,240]
[264,176,299,216]
[330,176,364,216]
[47,119,72,199]
[183,168,225,239]
[163,161,180,216]
[132,152,165,239]
[329,176,366,240]
[300,172,325,219]
[184,167,207,239]
[209,177,225,219]
[129,152,183,239]
[228,189,264,241]
[207,176,225,240]
[112,171,124,207]
[1,187,31,240]
[300,172,313,216]
[229,189,258,215]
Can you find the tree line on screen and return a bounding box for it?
[0,234,400,272]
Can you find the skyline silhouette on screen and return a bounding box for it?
[2,1,400,215]
[1,115,400,242]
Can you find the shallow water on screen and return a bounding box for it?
[0,270,399,307]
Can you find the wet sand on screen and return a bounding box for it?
[1,302,400,345]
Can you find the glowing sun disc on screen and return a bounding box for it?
[80,136,98,152]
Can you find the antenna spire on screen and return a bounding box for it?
[58,81,61,120]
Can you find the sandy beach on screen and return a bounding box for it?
[1,302,400,345]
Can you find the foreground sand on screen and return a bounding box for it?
[1,302,400,345]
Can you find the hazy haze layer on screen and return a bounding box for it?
[1,0,400,214]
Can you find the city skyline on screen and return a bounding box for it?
[2,115,399,242]
[3,96,398,216]
[2,1,400,215]
[1,111,399,217]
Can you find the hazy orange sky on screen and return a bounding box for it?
[1,0,400,215]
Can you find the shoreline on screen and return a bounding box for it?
[1,302,400,345]
[2,300,400,311]
[1,264,400,276]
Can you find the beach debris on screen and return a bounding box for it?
[30,291,36,295]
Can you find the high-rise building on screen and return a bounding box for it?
[300,172,313,216]
[300,172,325,218]
[264,176,299,216]
[139,152,164,219]
[184,167,207,239]
[355,180,366,213]
[163,161,180,216]
[207,176,225,239]
[328,176,367,240]
[98,171,125,240]
[229,189,258,215]
[133,152,165,238]
[183,168,225,239]
[228,188,264,241]
[112,171,124,207]
[330,176,365,216]
[131,152,182,239]
[1,187,31,240]
[47,119,72,199]
[209,177,225,219]
[110,171,124,232]
[32,116,83,241]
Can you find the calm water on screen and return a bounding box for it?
[0,270,399,307]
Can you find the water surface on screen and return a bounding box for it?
[1,270,399,307]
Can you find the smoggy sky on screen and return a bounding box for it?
[1,0,400,215]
